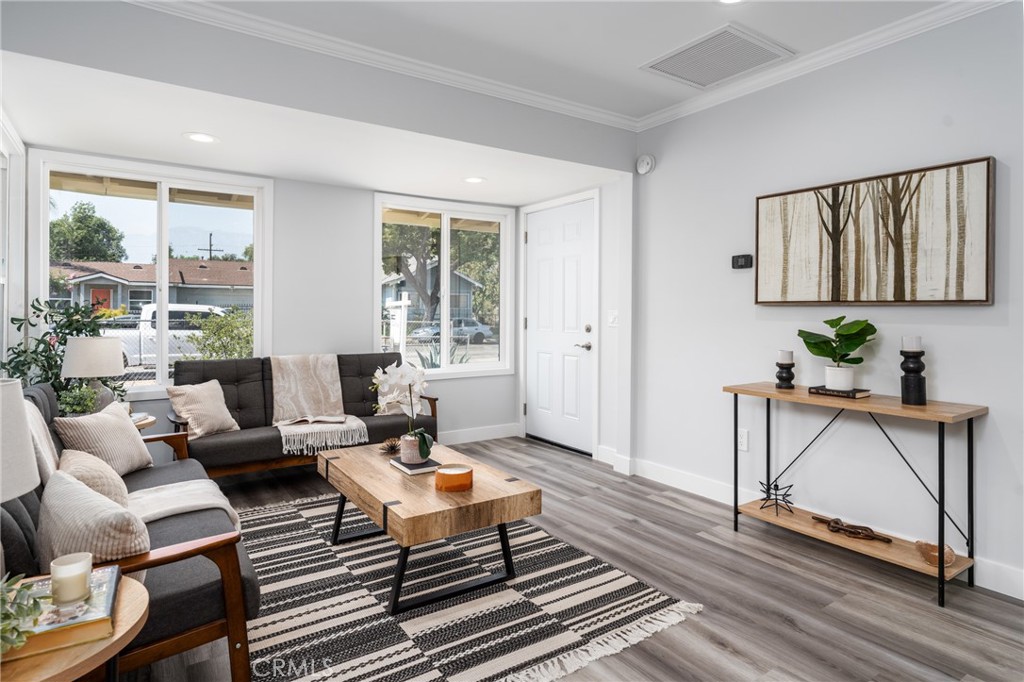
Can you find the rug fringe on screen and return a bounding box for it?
[498,601,703,682]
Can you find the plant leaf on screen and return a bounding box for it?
[824,316,846,329]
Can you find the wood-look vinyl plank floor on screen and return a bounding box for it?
[144,437,1023,682]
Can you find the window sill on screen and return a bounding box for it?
[422,366,514,381]
[125,385,169,402]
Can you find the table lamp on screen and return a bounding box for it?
[61,337,124,411]
[1,378,40,502]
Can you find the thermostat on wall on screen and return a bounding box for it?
[732,254,753,269]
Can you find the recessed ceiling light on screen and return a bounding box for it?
[720,0,742,4]
[183,132,220,144]
[464,177,486,184]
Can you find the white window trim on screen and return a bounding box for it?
[2,111,26,349]
[27,148,274,399]
[374,193,514,380]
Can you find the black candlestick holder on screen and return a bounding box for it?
[900,350,927,405]
[775,362,795,389]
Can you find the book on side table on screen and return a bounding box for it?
[5,566,121,661]
[808,385,872,399]
[390,457,441,475]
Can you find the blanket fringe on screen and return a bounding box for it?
[278,420,369,455]
[498,601,703,682]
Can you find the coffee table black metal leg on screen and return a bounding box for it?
[387,523,517,615]
[105,655,118,682]
[331,495,387,545]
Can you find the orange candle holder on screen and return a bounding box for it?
[435,463,473,492]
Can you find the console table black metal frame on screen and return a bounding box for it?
[724,382,987,607]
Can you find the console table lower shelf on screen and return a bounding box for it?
[739,501,974,581]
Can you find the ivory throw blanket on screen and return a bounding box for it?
[127,479,241,531]
[270,354,368,454]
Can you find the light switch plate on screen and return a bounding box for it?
[608,310,619,327]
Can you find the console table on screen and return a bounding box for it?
[723,382,987,607]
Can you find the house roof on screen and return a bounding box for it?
[52,259,254,288]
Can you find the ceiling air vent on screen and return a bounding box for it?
[642,23,794,90]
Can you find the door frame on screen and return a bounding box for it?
[517,188,601,456]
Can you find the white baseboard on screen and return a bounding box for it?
[596,445,633,475]
[439,423,521,445]
[633,458,760,506]
[631,459,1023,601]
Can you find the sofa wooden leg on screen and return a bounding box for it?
[207,543,252,682]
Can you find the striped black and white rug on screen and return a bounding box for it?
[239,495,702,682]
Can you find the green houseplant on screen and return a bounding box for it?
[372,362,434,461]
[1,573,43,654]
[797,316,877,390]
[57,383,98,416]
[1,298,124,400]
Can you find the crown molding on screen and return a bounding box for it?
[127,0,1007,136]
[124,0,638,131]
[636,0,1009,131]
[1,109,26,155]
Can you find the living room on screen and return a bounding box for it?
[1,2,1021,681]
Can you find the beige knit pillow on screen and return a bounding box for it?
[58,449,129,506]
[166,380,240,439]
[53,403,153,476]
[24,399,60,485]
[36,471,149,567]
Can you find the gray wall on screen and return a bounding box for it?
[634,5,1023,597]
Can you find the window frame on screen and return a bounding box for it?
[27,149,273,399]
[374,193,514,379]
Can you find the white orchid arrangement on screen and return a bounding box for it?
[372,362,434,458]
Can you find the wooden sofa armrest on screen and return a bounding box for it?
[142,431,189,460]
[97,531,240,573]
[167,411,188,433]
[422,395,439,418]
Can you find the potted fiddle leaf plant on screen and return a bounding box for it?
[797,316,877,391]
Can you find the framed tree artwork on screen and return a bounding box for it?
[756,157,994,305]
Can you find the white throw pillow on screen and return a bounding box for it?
[53,403,153,476]
[59,449,129,506]
[36,471,150,568]
[166,379,240,439]
[24,399,60,485]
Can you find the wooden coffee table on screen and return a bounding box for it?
[317,443,541,614]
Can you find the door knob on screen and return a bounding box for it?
[574,342,592,351]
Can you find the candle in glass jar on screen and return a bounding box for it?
[902,336,922,352]
[777,350,794,364]
[50,552,92,604]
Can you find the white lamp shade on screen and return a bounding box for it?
[61,336,124,378]
[1,379,40,502]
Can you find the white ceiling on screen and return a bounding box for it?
[1,52,625,206]
[1,1,997,205]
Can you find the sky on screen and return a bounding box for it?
[51,190,253,264]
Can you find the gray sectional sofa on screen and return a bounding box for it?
[170,352,438,477]
[1,383,259,681]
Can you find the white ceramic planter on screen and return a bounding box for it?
[825,365,855,391]
[400,434,423,464]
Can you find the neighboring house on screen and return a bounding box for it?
[381,261,482,321]
[50,259,254,312]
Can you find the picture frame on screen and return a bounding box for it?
[755,157,994,305]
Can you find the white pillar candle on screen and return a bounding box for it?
[778,350,794,364]
[50,552,92,604]
[902,336,922,352]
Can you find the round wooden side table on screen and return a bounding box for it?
[0,576,149,682]
[131,415,157,431]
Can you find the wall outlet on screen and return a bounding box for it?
[737,428,749,452]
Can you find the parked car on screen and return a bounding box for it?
[409,318,493,344]
[101,303,225,366]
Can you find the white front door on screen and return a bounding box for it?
[525,198,596,453]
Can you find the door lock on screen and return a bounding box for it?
[584,324,592,333]
[574,342,593,351]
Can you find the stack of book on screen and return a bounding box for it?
[808,385,871,399]
[4,566,120,660]
[390,456,441,475]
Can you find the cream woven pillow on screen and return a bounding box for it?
[53,402,153,476]
[36,471,149,567]
[58,449,129,506]
[166,379,240,439]
[24,399,60,485]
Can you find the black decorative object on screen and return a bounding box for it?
[775,363,795,390]
[759,481,794,516]
[900,350,927,405]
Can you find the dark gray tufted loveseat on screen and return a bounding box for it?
[169,352,438,477]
